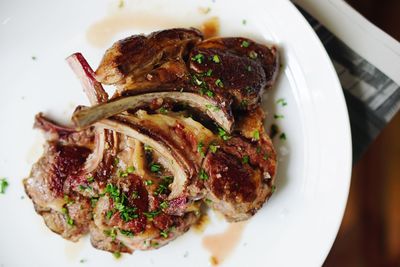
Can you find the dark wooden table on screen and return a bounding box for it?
[324,1,400,266]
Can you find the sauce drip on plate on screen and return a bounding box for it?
[202,221,247,266]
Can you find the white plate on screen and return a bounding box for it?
[0,0,352,266]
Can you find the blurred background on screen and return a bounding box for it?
[324,1,400,266]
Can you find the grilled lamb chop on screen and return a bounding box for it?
[202,107,277,221]
[24,28,280,255]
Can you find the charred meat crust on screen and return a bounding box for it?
[95,28,203,86]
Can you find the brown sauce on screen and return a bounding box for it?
[87,13,220,48]
[193,213,210,233]
[201,17,220,39]
[202,221,247,266]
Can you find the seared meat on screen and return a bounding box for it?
[95,28,203,90]
[24,28,280,255]
[189,37,279,110]
[201,107,277,221]
[24,115,95,241]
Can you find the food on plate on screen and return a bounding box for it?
[23,28,279,254]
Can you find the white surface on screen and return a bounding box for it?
[0,0,352,266]
[295,0,400,87]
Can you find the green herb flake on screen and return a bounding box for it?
[191,53,205,64]
[276,98,287,106]
[160,201,169,210]
[247,65,252,72]
[126,166,135,174]
[215,78,224,88]
[199,169,209,181]
[118,0,124,8]
[242,155,250,164]
[270,124,279,139]
[205,89,214,97]
[143,210,161,220]
[158,107,168,114]
[212,54,221,63]
[131,191,139,199]
[205,104,220,111]
[206,69,213,76]
[145,180,153,186]
[252,130,260,141]
[154,183,168,195]
[217,127,230,141]
[160,229,170,238]
[279,133,287,141]
[106,210,114,220]
[86,176,94,183]
[271,185,276,193]
[249,51,258,59]
[61,206,74,226]
[263,153,269,160]
[274,114,284,119]
[90,197,98,208]
[114,158,120,166]
[205,198,212,204]
[120,229,134,237]
[197,141,205,157]
[241,40,250,48]
[31,56,37,60]
[150,163,161,173]
[256,146,261,154]
[0,178,9,194]
[144,144,153,152]
[104,228,117,240]
[113,251,121,259]
[242,19,247,25]
[209,143,219,153]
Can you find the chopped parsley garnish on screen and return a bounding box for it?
[199,169,209,181]
[113,251,121,259]
[242,155,250,164]
[205,104,220,111]
[249,51,258,59]
[158,107,168,114]
[64,194,74,205]
[240,100,248,108]
[217,127,230,141]
[143,210,161,220]
[191,53,205,64]
[209,143,219,153]
[86,176,94,183]
[241,40,250,48]
[61,206,74,226]
[270,124,279,139]
[271,185,276,193]
[247,65,252,72]
[212,55,221,63]
[106,210,114,220]
[105,183,138,222]
[215,79,224,88]
[154,183,168,195]
[276,98,287,106]
[90,197,98,208]
[192,74,203,86]
[242,19,247,25]
[0,178,8,194]
[162,176,173,184]
[279,133,287,141]
[144,144,153,151]
[206,69,213,76]
[252,130,260,141]
[205,198,212,204]
[151,241,159,247]
[256,146,261,154]
[274,114,284,119]
[160,229,170,238]
[126,166,135,174]
[160,201,169,210]
[197,141,205,157]
[150,163,161,173]
[144,180,153,186]
[263,153,269,160]
[131,191,139,199]
[120,229,134,237]
[114,158,120,166]
[78,185,93,192]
